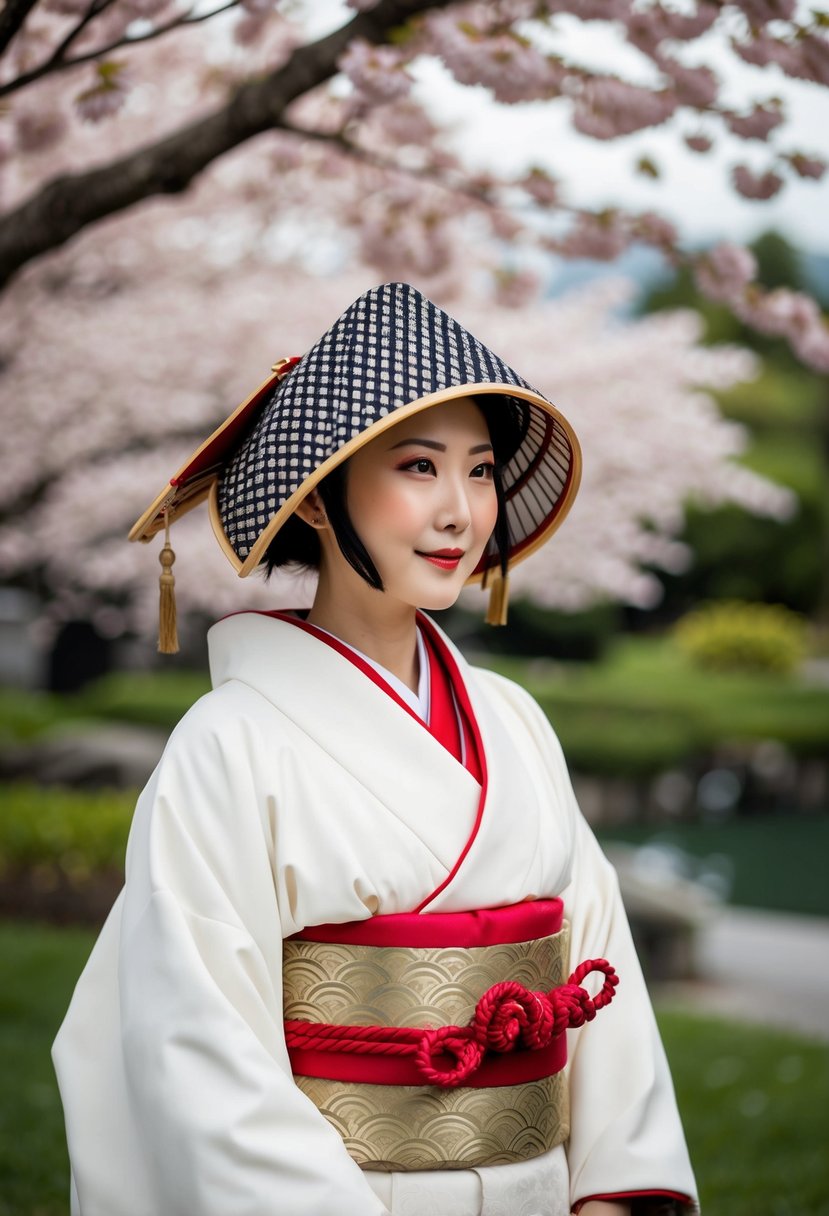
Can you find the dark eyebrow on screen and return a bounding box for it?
[388,439,494,454]
[389,438,445,451]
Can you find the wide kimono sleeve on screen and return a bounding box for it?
[482,672,699,1214]
[53,683,389,1216]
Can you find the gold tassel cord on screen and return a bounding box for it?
[485,571,510,627]
[158,511,179,654]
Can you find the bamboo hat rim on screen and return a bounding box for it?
[130,376,581,584]
[129,282,583,585]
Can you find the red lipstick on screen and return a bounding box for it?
[417,548,464,570]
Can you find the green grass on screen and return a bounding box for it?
[0,922,93,1216]
[660,1011,829,1216]
[597,817,829,918]
[2,921,828,1215]
[486,636,829,774]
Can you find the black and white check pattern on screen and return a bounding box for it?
[218,282,573,569]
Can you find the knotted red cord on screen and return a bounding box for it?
[285,959,618,1089]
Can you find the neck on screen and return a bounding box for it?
[306,573,420,694]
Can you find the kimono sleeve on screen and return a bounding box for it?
[487,675,699,1214]
[562,811,699,1214]
[88,690,388,1216]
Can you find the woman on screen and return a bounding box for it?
[54,283,698,1216]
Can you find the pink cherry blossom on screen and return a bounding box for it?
[724,103,784,141]
[734,31,829,85]
[693,242,757,305]
[633,211,679,249]
[492,267,542,308]
[75,64,132,125]
[14,107,68,153]
[42,0,97,12]
[520,168,560,207]
[361,100,437,150]
[731,37,773,70]
[0,127,14,165]
[732,164,784,200]
[785,153,827,180]
[685,133,713,153]
[424,14,566,104]
[544,0,632,21]
[553,212,630,261]
[656,56,719,108]
[738,0,797,23]
[734,285,829,371]
[338,40,412,106]
[0,0,827,386]
[573,78,677,140]
[234,13,271,47]
[739,286,821,338]
[121,0,173,17]
[76,86,128,124]
[625,2,718,53]
[489,209,524,241]
[791,318,829,372]
[797,33,829,86]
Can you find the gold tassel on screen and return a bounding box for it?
[485,570,510,627]
[158,511,179,655]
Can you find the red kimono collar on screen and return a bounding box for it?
[267,611,483,787]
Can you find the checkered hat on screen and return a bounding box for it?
[130,282,581,582]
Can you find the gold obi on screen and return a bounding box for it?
[282,901,573,1172]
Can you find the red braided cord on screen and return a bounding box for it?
[285,1022,423,1055]
[285,959,619,1089]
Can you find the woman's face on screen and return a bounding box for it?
[333,397,499,614]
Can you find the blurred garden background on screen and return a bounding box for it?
[2,0,829,1212]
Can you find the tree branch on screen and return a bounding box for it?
[51,0,116,63]
[0,0,39,55]
[0,0,451,291]
[0,0,240,100]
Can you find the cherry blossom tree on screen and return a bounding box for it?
[1,0,828,368]
[0,219,793,642]
[466,280,794,613]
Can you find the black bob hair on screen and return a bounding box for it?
[262,395,528,590]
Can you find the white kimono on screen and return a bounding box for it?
[53,612,697,1215]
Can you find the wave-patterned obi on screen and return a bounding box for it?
[283,900,617,1172]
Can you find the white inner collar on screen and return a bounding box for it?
[313,625,430,721]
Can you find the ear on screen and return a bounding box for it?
[295,490,328,529]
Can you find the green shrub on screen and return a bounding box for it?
[537,698,696,777]
[0,784,134,881]
[0,688,65,743]
[675,601,807,674]
[75,670,210,731]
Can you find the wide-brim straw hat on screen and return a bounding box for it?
[131,283,581,589]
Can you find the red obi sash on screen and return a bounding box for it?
[284,899,618,1090]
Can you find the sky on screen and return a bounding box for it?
[306,1,829,255]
